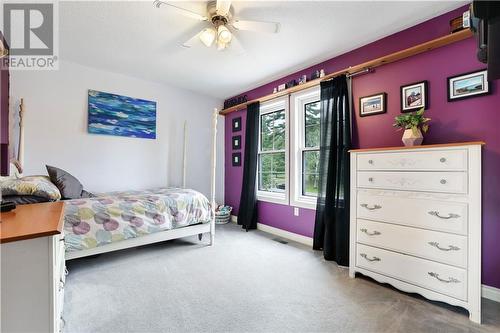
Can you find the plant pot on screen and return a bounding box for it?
[402,128,423,147]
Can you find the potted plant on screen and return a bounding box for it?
[393,108,430,146]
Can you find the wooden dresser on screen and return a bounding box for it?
[1,202,66,332]
[349,142,483,323]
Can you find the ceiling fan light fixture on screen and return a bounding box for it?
[199,28,216,47]
[216,40,227,51]
[217,25,232,44]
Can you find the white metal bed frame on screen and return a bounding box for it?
[64,109,219,260]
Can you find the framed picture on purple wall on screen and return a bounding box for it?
[447,69,490,102]
[400,80,428,113]
[232,152,241,167]
[359,92,387,117]
[232,117,241,132]
[232,135,241,150]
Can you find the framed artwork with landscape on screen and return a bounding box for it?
[400,81,428,113]
[359,92,387,117]
[447,69,490,102]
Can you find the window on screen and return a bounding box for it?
[257,97,289,204]
[290,87,321,209]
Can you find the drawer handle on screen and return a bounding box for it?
[360,253,381,262]
[440,179,447,185]
[368,159,374,165]
[60,316,66,332]
[360,228,381,236]
[428,241,460,251]
[360,203,381,211]
[428,211,460,219]
[64,267,69,276]
[440,157,447,163]
[428,272,460,283]
[368,177,374,182]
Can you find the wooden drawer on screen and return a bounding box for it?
[357,171,467,194]
[356,243,467,301]
[356,219,467,268]
[357,190,468,235]
[357,149,467,171]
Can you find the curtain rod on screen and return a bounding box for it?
[219,29,473,115]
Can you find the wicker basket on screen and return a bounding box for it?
[215,206,232,224]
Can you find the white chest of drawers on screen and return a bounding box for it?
[1,202,66,332]
[349,142,483,323]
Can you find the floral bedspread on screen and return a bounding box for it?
[63,188,212,253]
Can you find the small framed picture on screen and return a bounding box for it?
[232,117,241,132]
[232,152,241,167]
[447,69,490,102]
[401,80,428,113]
[359,92,387,117]
[232,135,241,150]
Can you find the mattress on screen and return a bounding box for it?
[63,188,212,253]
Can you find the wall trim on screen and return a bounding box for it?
[256,223,313,247]
[230,215,313,247]
[230,216,499,303]
[482,284,500,303]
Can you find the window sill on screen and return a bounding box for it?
[257,192,288,206]
[290,197,317,210]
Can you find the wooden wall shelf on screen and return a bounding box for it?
[220,29,473,115]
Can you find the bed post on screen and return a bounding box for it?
[209,108,218,245]
[182,120,187,188]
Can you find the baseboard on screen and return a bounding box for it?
[482,284,500,303]
[230,216,500,303]
[231,215,313,246]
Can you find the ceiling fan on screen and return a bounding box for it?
[153,0,281,51]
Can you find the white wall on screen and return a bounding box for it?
[9,61,224,202]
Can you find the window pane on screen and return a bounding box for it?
[273,111,286,150]
[302,150,320,196]
[260,109,286,151]
[258,152,286,193]
[260,113,274,151]
[305,101,320,148]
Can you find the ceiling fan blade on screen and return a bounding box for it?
[182,31,203,48]
[154,0,208,21]
[231,20,280,33]
[216,0,232,16]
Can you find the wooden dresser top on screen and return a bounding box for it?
[0,202,64,244]
[349,141,485,153]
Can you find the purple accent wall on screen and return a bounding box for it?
[0,32,9,176]
[225,7,500,289]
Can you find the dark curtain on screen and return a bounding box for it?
[313,75,351,266]
[237,102,260,231]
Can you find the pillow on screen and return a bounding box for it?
[2,195,50,205]
[46,165,84,199]
[0,175,61,200]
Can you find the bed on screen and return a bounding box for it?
[2,108,219,260]
[64,187,213,260]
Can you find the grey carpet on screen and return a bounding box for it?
[64,223,500,333]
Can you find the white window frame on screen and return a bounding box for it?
[290,86,321,209]
[256,96,289,205]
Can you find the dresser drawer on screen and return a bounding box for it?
[356,219,467,268]
[357,191,468,235]
[357,149,467,171]
[357,171,467,194]
[356,243,467,301]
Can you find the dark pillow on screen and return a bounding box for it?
[81,190,96,198]
[2,195,50,205]
[46,165,84,199]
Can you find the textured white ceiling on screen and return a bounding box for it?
[60,1,467,99]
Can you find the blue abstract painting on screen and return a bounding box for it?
[88,90,157,139]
